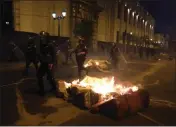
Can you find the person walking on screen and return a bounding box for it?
[70,38,88,79]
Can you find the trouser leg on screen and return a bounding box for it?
[32,59,39,71]
[46,67,57,91]
[76,57,87,79]
[24,59,31,75]
[37,64,46,96]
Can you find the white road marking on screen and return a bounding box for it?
[150,98,176,108]
[137,112,164,126]
[0,78,35,88]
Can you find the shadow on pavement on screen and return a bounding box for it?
[20,79,57,112]
[1,78,58,125]
[1,85,20,125]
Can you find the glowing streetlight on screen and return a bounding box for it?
[52,9,67,37]
[130,32,133,35]
[62,10,67,17]
[5,21,9,25]
[52,13,57,19]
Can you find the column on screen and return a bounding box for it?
[119,1,124,44]
[125,8,131,53]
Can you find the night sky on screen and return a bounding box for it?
[140,0,176,39]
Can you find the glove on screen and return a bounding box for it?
[48,64,53,70]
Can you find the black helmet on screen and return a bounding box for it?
[40,31,46,36]
[39,31,50,38]
[39,31,50,44]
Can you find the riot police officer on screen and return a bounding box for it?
[8,41,17,61]
[37,31,59,96]
[24,36,38,75]
[71,38,88,79]
[64,39,71,64]
[110,43,120,70]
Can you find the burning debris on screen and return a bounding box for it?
[58,76,150,119]
[84,59,112,72]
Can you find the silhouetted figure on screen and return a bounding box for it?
[23,36,38,76]
[101,44,105,54]
[8,42,17,61]
[146,47,150,59]
[37,31,59,97]
[110,43,120,70]
[70,38,88,79]
[139,46,143,59]
[64,39,71,64]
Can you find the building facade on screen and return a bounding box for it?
[13,0,155,53]
[13,0,102,50]
[154,33,169,50]
[97,0,155,53]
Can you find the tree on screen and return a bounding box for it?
[73,20,93,47]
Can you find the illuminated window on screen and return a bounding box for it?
[72,7,76,16]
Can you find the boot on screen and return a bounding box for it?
[38,78,45,96]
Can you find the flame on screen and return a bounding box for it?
[84,60,99,68]
[64,76,139,99]
[95,62,99,66]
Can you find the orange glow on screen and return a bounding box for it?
[64,76,139,100]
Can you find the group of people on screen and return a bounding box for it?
[24,31,88,97]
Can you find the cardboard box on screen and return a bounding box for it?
[72,88,101,109]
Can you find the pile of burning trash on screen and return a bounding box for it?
[84,59,112,72]
[58,76,150,119]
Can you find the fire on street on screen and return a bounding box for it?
[1,60,176,126]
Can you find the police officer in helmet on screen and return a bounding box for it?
[70,37,88,79]
[110,43,120,70]
[24,36,38,75]
[37,31,59,96]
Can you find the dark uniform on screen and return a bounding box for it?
[8,42,17,61]
[71,39,88,79]
[64,39,71,64]
[24,37,38,75]
[37,31,59,96]
[110,43,120,69]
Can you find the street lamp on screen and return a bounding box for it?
[52,9,67,38]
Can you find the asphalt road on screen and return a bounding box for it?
[0,61,176,125]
